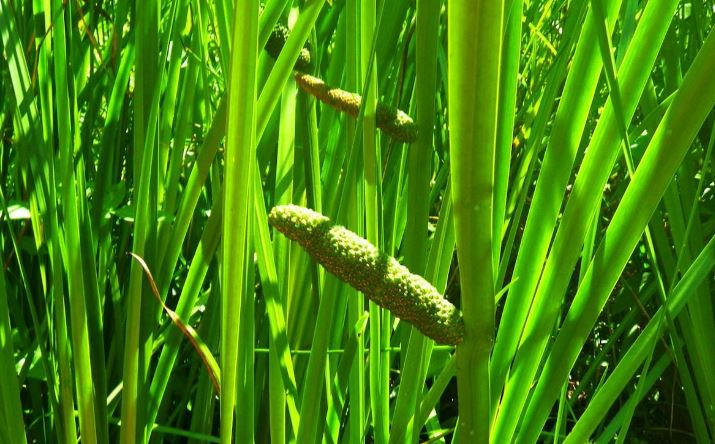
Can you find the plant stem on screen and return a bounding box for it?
[448,0,503,440]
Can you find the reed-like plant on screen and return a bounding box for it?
[0,0,713,443]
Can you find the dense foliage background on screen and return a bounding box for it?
[1,0,714,443]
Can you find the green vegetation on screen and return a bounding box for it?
[0,0,714,443]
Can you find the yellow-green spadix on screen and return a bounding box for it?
[268,205,464,345]
[264,22,311,71]
[294,73,418,143]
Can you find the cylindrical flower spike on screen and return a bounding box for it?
[264,22,312,71]
[294,72,418,143]
[268,205,464,345]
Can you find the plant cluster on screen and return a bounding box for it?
[0,1,713,443]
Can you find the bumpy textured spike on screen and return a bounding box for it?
[294,73,418,144]
[268,205,464,345]
[264,22,312,71]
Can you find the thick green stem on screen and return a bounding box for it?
[448,0,503,440]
